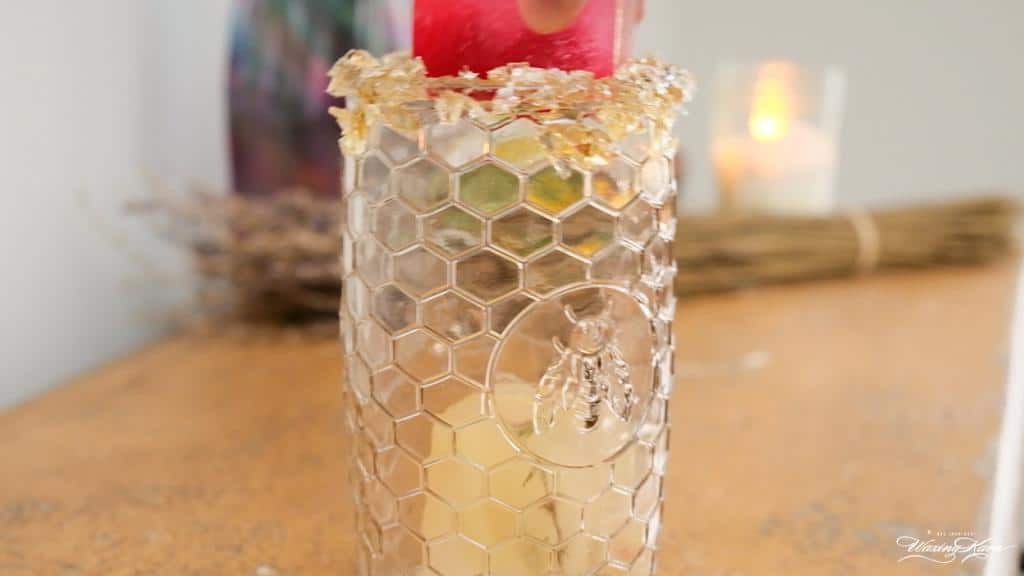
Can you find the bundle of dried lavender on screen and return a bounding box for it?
[675,196,1019,296]
[131,188,341,334]
[136,191,1017,332]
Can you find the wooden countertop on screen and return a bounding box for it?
[1,265,1019,576]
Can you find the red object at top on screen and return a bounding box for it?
[414,0,638,77]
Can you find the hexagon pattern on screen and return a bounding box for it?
[372,284,416,334]
[525,249,587,296]
[399,491,455,540]
[423,291,485,342]
[356,320,391,369]
[592,243,642,286]
[592,158,638,210]
[423,206,483,256]
[395,330,450,381]
[426,459,484,508]
[348,192,371,237]
[491,207,553,258]
[377,125,419,165]
[561,205,616,257]
[489,539,549,576]
[429,536,486,576]
[523,498,582,545]
[358,154,391,204]
[459,163,520,216]
[489,459,553,509]
[427,120,488,168]
[342,114,677,575]
[640,156,672,206]
[455,420,518,468]
[492,118,546,170]
[396,159,450,212]
[454,250,520,303]
[488,293,535,335]
[373,367,419,419]
[397,412,453,463]
[459,500,517,547]
[526,166,583,215]
[356,238,391,287]
[395,247,447,297]
[374,199,417,251]
[452,335,497,387]
[423,376,485,427]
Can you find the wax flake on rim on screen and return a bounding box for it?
[327,51,692,171]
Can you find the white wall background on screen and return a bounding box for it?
[0,0,1021,407]
[0,1,230,407]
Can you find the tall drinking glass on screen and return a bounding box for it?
[333,51,689,575]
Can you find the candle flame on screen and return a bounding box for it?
[748,66,794,142]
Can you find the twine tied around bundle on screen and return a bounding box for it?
[847,209,881,273]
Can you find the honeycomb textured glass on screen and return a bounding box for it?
[373,199,417,251]
[359,154,392,204]
[377,125,419,165]
[342,112,678,575]
[423,206,483,256]
[459,163,520,216]
[491,207,554,258]
[492,118,546,171]
[526,167,584,215]
[592,158,639,210]
[427,120,488,169]
[561,205,617,257]
[395,159,450,212]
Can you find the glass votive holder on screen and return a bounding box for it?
[712,61,845,215]
[330,51,690,575]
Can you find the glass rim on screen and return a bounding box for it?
[329,50,692,164]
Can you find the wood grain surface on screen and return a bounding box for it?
[1,265,1018,576]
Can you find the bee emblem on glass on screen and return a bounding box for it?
[533,300,636,434]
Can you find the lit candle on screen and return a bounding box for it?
[713,61,842,215]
